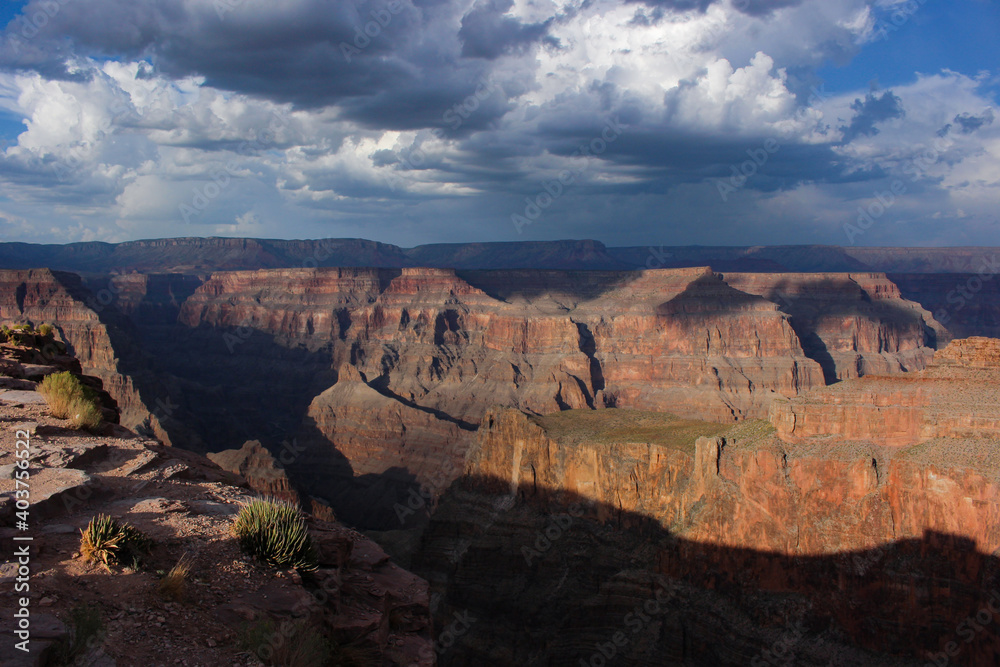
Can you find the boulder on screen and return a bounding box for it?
[31,442,109,470]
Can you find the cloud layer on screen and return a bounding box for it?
[0,0,995,246]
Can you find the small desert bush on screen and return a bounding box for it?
[232,498,318,571]
[158,553,193,601]
[51,603,104,665]
[239,618,332,667]
[39,371,103,429]
[9,330,34,346]
[68,396,103,430]
[37,323,54,337]
[80,514,152,571]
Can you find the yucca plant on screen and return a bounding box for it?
[80,515,152,571]
[232,498,317,571]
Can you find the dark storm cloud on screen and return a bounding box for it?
[839,90,905,143]
[938,109,995,137]
[0,0,463,111]
[624,0,803,17]
[579,130,858,193]
[336,72,513,132]
[0,0,533,134]
[953,109,995,134]
[411,113,866,202]
[458,0,557,59]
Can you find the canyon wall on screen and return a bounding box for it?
[4,238,996,340]
[722,272,943,380]
[1,266,944,530]
[770,337,1000,446]
[0,269,167,437]
[29,265,934,529]
[417,338,1000,664]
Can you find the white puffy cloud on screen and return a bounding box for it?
[0,0,994,245]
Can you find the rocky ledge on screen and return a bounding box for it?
[770,337,1000,446]
[0,374,433,666]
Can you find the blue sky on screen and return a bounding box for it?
[819,1,1000,93]
[0,0,996,247]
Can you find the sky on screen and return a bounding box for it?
[0,0,996,248]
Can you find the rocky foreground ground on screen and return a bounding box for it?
[0,362,433,666]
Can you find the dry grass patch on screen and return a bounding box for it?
[68,396,103,430]
[38,371,104,430]
[158,553,193,601]
[531,408,731,454]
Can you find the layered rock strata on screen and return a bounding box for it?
[3,267,943,529]
[88,265,936,527]
[417,341,1000,664]
[0,269,164,437]
[723,272,943,380]
[770,337,1000,446]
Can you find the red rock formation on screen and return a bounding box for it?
[0,269,157,434]
[303,365,468,483]
[161,266,944,518]
[770,337,1000,446]
[577,269,824,420]
[448,368,1000,663]
[722,272,943,380]
[208,440,298,503]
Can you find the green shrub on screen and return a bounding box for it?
[51,604,104,665]
[38,372,103,429]
[239,618,332,667]
[79,514,152,571]
[37,323,54,337]
[69,396,103,431]
[232,498,317,571]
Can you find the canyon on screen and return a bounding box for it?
[419,338,1000,665]
[1,240,999,665]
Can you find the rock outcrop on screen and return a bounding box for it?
[208,440,298,503]
[416,342,1000,664]
[722,272,943,380]
[0,270,164,434]
[0,367,434,667]
[6,264,925,529]
[770,337,1000,446]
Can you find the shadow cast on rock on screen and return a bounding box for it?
[414,474,1000,667]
